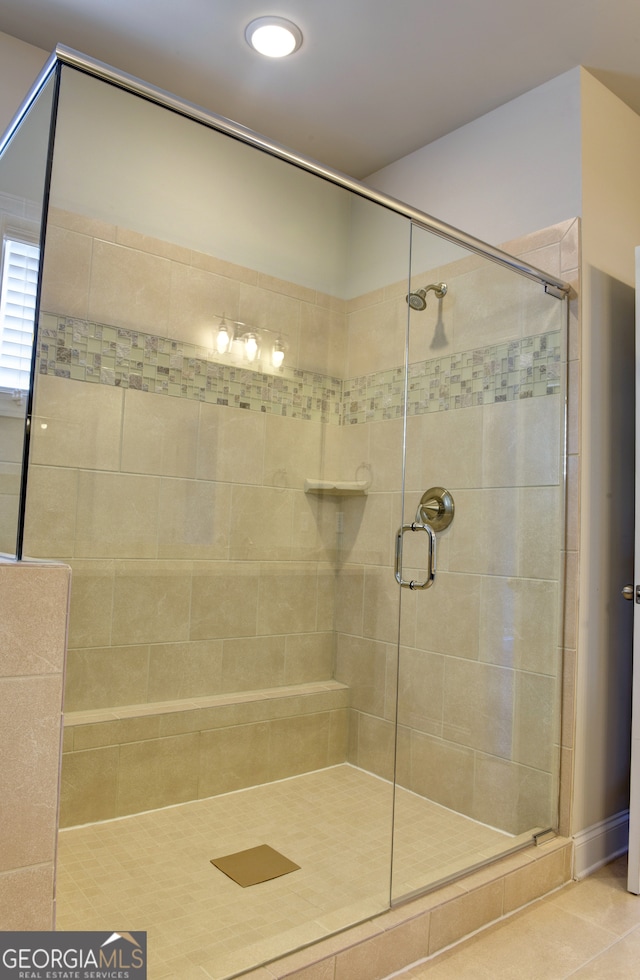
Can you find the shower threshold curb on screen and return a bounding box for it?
[244,836,572,980]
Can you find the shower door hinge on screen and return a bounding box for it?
[533,828,557,846]
[544,282,568,300]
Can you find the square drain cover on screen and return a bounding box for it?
[211,844,300,887]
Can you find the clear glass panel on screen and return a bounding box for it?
[391,222,566,902]
[0,73,55,556]
[22,65,412,977]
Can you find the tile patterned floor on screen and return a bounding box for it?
[396,855,640,979]
[55,764,512,979]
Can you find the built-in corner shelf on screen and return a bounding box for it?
[304,479,369,497]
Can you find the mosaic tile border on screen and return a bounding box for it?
[37,313,562,425]
[343,332,563,424]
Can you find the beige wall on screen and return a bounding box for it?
[0,560,70,928]
[0,32,48,138]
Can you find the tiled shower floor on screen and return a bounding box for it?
[55,764,512,979]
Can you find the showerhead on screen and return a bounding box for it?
[407,288,428,311]
[406,282,448,311]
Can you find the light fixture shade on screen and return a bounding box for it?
[244,333,259,362]
[216,322,231,354]
[245,17,303,58]
[271,340,285,368]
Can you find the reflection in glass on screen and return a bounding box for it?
[0,73,54,556]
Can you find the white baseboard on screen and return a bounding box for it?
[572,810,629,879]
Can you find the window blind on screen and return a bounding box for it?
[0,237,39,390]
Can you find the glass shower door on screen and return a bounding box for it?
[392,223,567,901]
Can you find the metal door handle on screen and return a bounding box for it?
[394,522,436,590]
[622,584,640,602]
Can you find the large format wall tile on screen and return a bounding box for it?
[31,374,123,470]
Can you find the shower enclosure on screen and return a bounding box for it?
[0,48,569,979]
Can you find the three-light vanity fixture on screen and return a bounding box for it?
[214,315,286,368]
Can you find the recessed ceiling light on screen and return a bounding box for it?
[245,16,303,58]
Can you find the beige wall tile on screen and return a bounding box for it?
[406,731,475,812]
[116,227,191,264]
[334,565,364,636]
[72,714,160,750]
[449,263,533,353]
[429,881,503,955]
[340,493,396,567]
[482,396,561,488]
[158,478,230,559]
[284,633,334,684]
[48,208,116,241]
[66,559,115,649]
[0,563,70,675]
[59,745,119,826]
[479,576,559,674]
[335,914,429,980]
[238,281,301,367]
[221,635,286,692]
[0,492,20,554]
[116,733,200,815]
[257,563,321,635]
[367,418,404,492]
[264,415,324,489]
[40,224,92,317]
[517,486,561,580]
[353,711,395,781]
[415,571,481,659]
[197,403,266,485]
[324,419,369,486]
[88,239,172,333]
[230,485,293,560]
[363,565,402,644]
[269,712,331,780]
[0,414,26,461]
[168,259,242,347]
[447,489,518,577]
[122,389,200,478]
[316,564,337,632]
[298,302,347,378]
[292,492,338,562]
[513,672,558,771]
[31,374,123,470]
[397,647,444,736]
[199,722,270,797]
[64,646,149,711]
[0,865,55,930]
[0,676,63,870]
[112,561,191,645]
[190,561,259,640]
[346,297,406,377]
[335,634,387,716]
[328,708,349,764]
[408,406,484,492]
[22,465,78,559]
[75,471,160,558]
[147,639,223,702]
[443,658,514,758]
[503,844,568,912]
[473,753,554,834]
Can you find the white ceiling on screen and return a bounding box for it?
[1,0,640,179]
